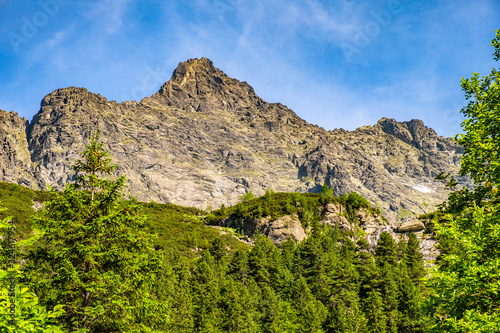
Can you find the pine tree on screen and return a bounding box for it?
[260,285,298,333]
[209,237,226,264]
[375,231,398,267]
[396,235,407,261]
[403,232,425,282]
[398,265,425,332]
[248,238,271,285]
[280,236,296,272]
[365,289,387,333]
[357,255,381,301]
[219,279,260,332]
[291,275,327,333]
[326,290,367,333]
[228,249,250,284]
[330,239,359,294]
[165,254,195,332]
[21,132,165,332]
[190,252,222,332]
[381,263,399,333]
[248,235,282,287]
[294,235,322,281]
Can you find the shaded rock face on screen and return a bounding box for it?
[1,57,468,223]
[0,110,35,187]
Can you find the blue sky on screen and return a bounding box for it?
[0,0,499,137]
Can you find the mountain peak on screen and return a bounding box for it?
[171,57,217,80]
[146,58,262,112]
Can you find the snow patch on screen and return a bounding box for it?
[412,184,434,193]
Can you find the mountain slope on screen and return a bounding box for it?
[0,57,466,223]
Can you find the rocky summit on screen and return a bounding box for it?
[0,57,468,223]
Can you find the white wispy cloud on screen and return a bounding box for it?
[83,0,132,34]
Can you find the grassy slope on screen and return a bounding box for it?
[0,181,249,260]
[0,182,50,238]
[0,180,384,262]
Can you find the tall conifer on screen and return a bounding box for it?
[22,132,164,332]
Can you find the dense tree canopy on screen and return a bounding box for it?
[426,29,500,332]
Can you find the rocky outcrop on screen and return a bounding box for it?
[0,110,35,187]
[1,57,469,223]
[398,220,426,232]
[263,215,307,244]
[215,202,437,263]
[216,214,306,246]
[320,203,351,231]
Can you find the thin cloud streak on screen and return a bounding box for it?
[82,0,132,35]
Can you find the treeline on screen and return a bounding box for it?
[205,186,381,230]
[156,225,426,332]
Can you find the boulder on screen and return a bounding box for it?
[398,220,425,232]
[266,215,307,245]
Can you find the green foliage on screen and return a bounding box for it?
[426,29,500,331]
[403,233,425,282]
[320,183,334,204]
[435,172,491,213]
[206,189,382,239]
[0,206,66,332]
[0,182,50,238]
[0,181,247,264]
[341,191,382,223]
[1,184,427,333]
[456,31,500,188]
[142,201,247,259]
[206,191,324,228]
[365,290,387,333]
[21,132,167,332]
[0,277,67,333]
[239,190,255,203]
[436,30,500,213]
[425,204,500,331]
[209,238,226,263]
[375,231,398,267]
[345,191,371,209]
[177,223,426,333]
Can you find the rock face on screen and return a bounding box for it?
[222,214,307,245]
[0,57,468,223]
[321,203,351,231]
[0,111,35,186]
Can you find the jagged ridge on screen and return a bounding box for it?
[0,57,468,224]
